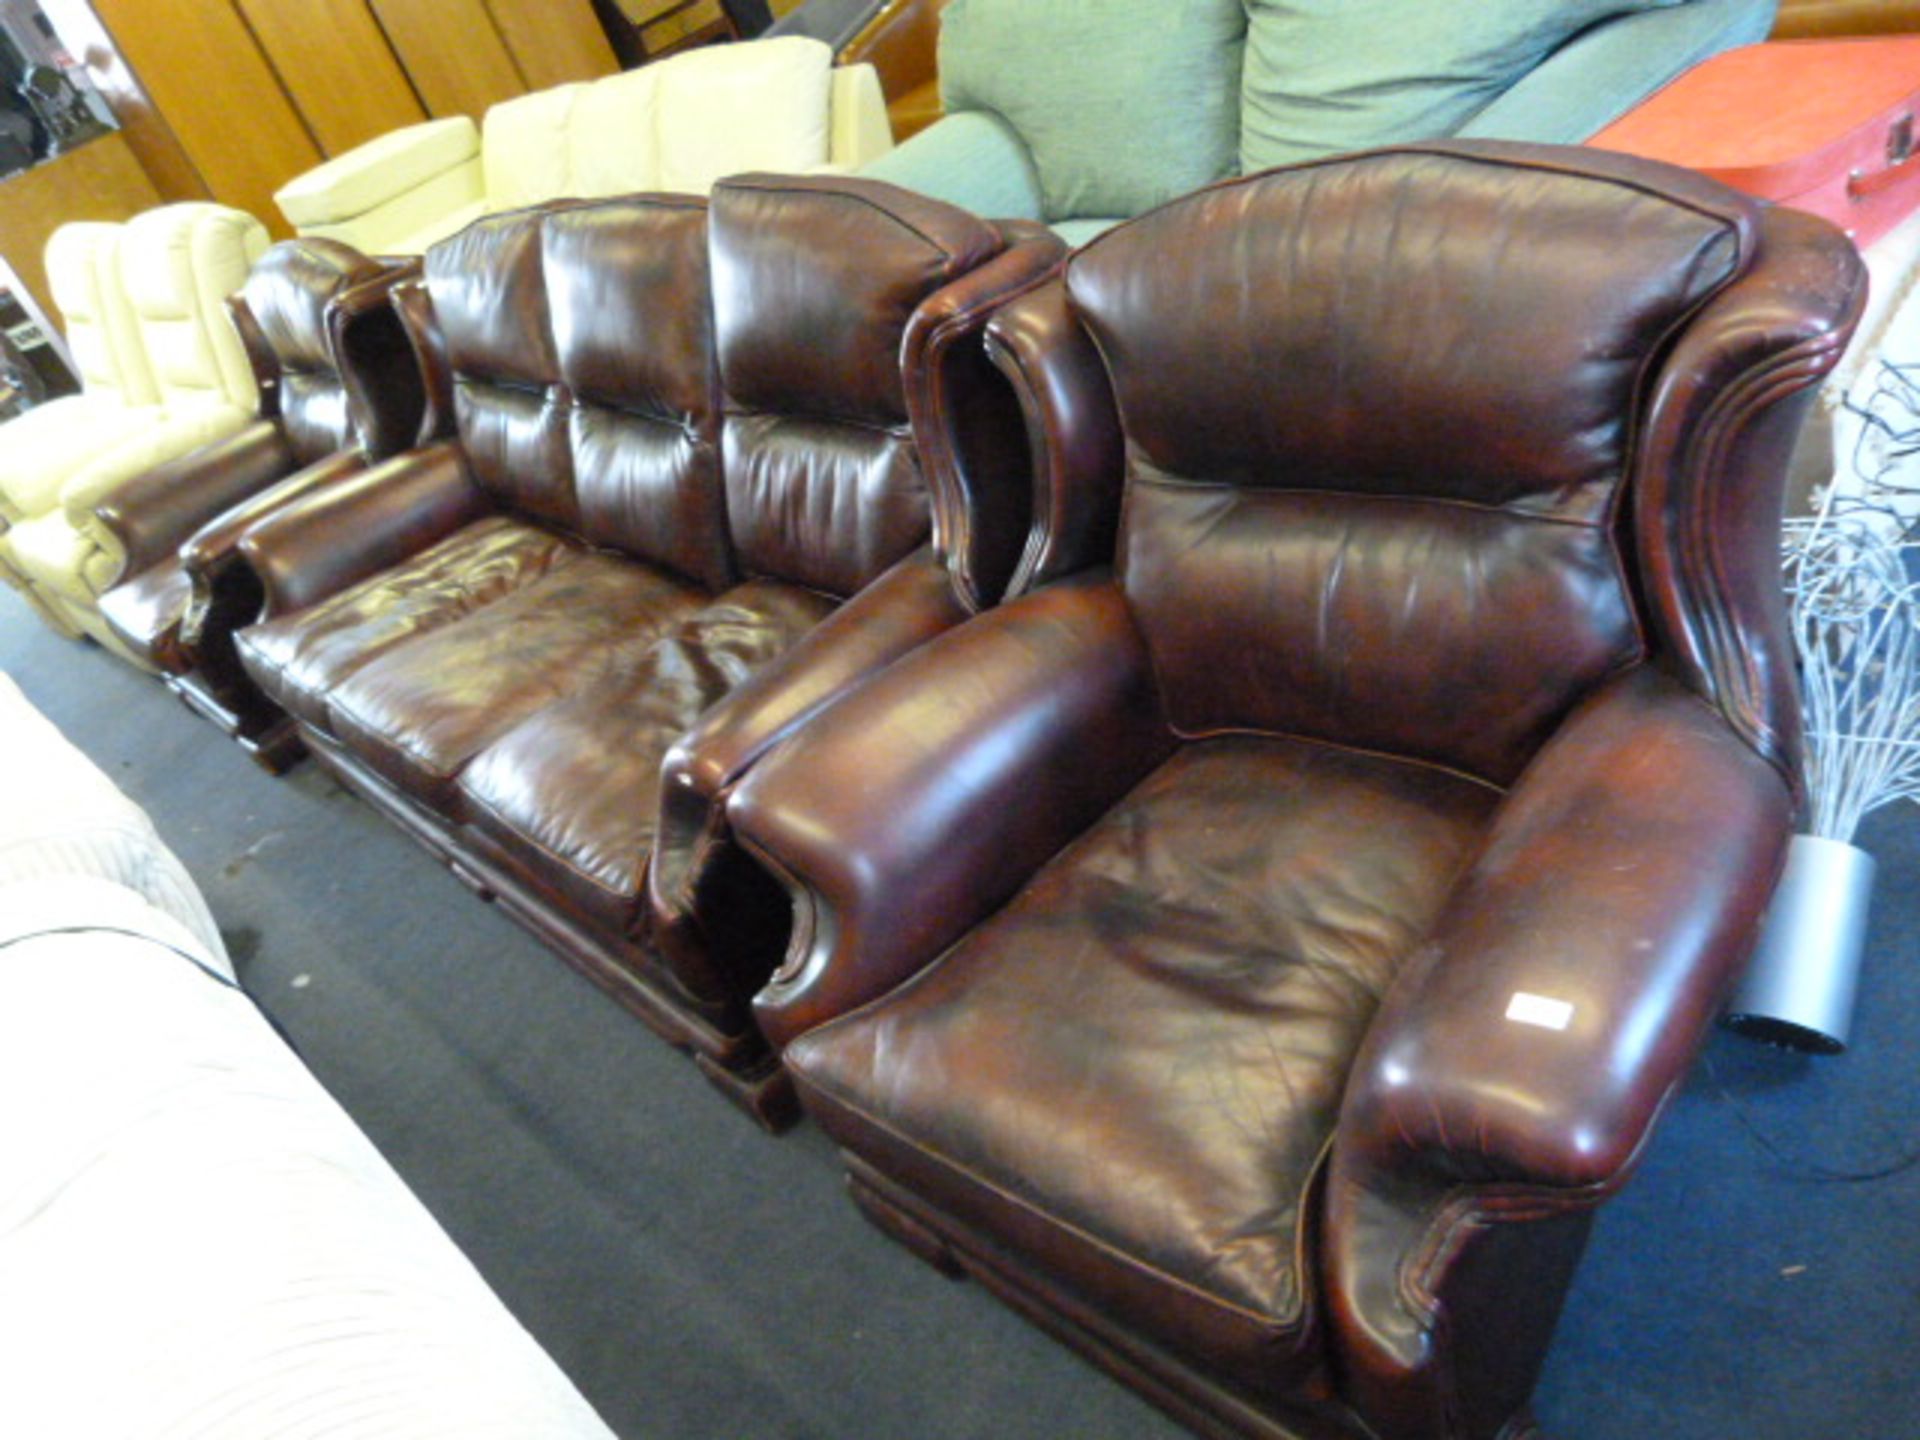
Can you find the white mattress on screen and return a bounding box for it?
[0,671,226,963]
[0,913,618,1439]
[0,672,616,1438]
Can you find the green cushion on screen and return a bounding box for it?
[939,0,1246,223]
[857,111,1047,223]
[1240,0,1682,174]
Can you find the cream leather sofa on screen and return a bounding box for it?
[0,672,620,1440]
[274,36,892,255]
[0,204,266,657]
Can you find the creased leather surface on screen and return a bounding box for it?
[792,733,1495,1394]
[572,407,728,595]
[548,198,729,591]
[1063,145,1751,784]
[712,173,1003,426]
[546,199,713,423]
[238,515,576,730]
[277,374,352,463]
[426,209,560,393]
[724,414,927,598]
[459,579,833,936]
[1069,147,1746,519]
[456,381,576,534]
[242,237,392,465]
[324,551,705,804]
[1122,475,1640,785]
[246,238,387,374]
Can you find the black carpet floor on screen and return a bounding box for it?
[5,592,1916,1439]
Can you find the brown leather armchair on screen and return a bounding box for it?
[228,179,1061,1121]
[94,239,423,769]
[727,143,1865,1438]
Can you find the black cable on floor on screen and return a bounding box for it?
[1705,1052,1920,1183]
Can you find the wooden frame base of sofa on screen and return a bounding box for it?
[840,1155,1544,1440]
[301,727,800,1132]
[167,672,307,775]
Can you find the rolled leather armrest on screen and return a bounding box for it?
[735,571,1173,1052]
[237,442,487,618]
[60,407,255,526]
[648,551,970,1002]
[178,450,371,659]
[905,222,1067,611]
[982,277,1125,598]
[1324,665,1794,1440]
[93,421,297,579]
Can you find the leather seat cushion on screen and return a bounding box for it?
[97,561,192,675]
[236,516,579,732]
[323,550,708,808]
[458,578,835,939]
[786,733,1498,1397]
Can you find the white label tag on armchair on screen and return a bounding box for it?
[1506,992,1574,1031]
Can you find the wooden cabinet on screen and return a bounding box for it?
[31,0,625,243]
[87,0,319,234]
[232,0,426,155]
[0,129,161,320]
[1774,1,1920,36]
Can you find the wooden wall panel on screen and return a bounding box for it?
[233,0,426,157]
[89,0,319,235]
[367,0,525,117]
[486,0,616,92]
[1774,1,1920,36]
[0,130,162,320]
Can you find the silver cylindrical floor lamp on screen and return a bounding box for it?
[1726,834,1875,1053]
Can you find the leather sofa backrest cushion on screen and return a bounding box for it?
[710,173,1002,597]
[427,205,577,533]
[650,36,834,194]
[118,204,268,414]
[483,84,592,214]
[1239,0,1682,173]
[546,197,732,593]
[45,222,158,406]
[486,38,835,215]
[564,68,663,202]
[939,0,1245,222]
[1070,143,1757,786]
[243,238,393,464]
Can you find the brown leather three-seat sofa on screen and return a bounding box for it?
[226,175,1062,1121]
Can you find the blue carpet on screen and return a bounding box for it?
[5,593,1915,1439]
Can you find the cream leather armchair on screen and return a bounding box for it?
[0,223,162,550]
[0,204,267,656]
[273,36,892,255]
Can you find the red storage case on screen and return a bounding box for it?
[1590,37,1920,247]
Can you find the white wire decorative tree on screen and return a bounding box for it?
[1729,359,1920,1051]
[1786,502,1920,841]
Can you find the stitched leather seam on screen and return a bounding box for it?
[1162,725,1509,796]
[1127,471,1613,530]
[1078,146,1751,276]
[719,175,996,273]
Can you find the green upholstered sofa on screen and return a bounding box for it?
[859,0,1779,243]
